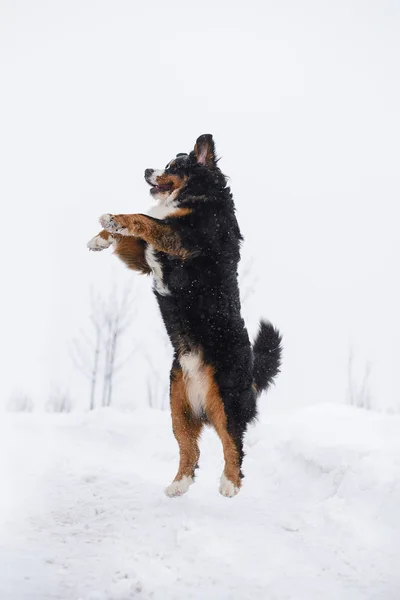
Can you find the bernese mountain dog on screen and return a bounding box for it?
[87,134,282,498]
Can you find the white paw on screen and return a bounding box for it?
[99,213,123,233]
[87,234,113,252]
[219,473,240,498]
[164,476,194,498]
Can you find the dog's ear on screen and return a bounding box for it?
[194,134,215,167]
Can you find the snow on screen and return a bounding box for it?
[1,404,399,600]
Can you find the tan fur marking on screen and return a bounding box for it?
[156,173,187,193]
[168,207,192,218]
[98,229,113,241]
[170,368,203,481]
[204,366,241,488]
[93,230,150,273]
[113,235,151,274]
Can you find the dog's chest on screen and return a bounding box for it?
[180,351,209,417]
[145,202,178,297]
[144,245,170,296]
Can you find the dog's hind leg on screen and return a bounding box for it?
[165,365,203,498]
[208,413,242,498]
[204,369,242,498]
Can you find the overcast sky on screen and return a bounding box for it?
[0,0,399,412]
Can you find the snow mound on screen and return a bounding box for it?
[1,404,399,599]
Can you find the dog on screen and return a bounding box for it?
[87,134,282,497]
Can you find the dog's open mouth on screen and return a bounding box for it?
[150,182,173,194]
[144,169,176,196]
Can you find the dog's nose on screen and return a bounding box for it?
[145,169,153,179]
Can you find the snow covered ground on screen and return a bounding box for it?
[1,404,399,600]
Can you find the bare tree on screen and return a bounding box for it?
[143,348,170,410]
[347,347,354,407]
[46,387,72,413]
[71,282,137,410]
[101,285,136,407]
[70,288,103,410]
[358,360,372,410]
[141,319,172,410]
[346,347,373,410]
[239,258,258,307]
[7,392,34,412]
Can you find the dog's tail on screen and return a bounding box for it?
[253,320,282,395]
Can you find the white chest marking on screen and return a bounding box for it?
[180,351,209,417]
[144,203,176,296]
[144,201,179,296]
[144,244,170,296]
[147,201,177,219]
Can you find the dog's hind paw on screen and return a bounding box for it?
[219,473,240,498]
[164,476,194,498]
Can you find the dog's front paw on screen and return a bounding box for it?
[87,232,113,252]
[99,214,128,235]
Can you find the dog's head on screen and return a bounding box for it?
[144,134,226,204]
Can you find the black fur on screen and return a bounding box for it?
[253,321,282,392]
[148,135,282,471]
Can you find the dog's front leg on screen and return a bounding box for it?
[87,229,120,251]
[100,213,193,259]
